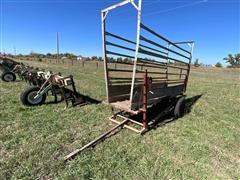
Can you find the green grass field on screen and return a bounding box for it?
[1,60,240,179]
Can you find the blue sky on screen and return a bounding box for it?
[0,0,239,64]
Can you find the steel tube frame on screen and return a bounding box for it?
[102,11,110,102]
[106,32,167,55]
[102,0,194,108]
[184,42,195,92]
[101,0,142,105]
[167,41,194,92]
[140,23,191,54]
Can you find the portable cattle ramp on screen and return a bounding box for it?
[102,0,195,133]
[64,0,195,161]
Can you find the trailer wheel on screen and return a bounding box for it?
[21,86,46,106]
[1,71,16,82]
[174,96,186,118]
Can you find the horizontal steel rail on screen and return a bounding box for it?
[109,59,183,71]
[140,23,191,54]
[102,0,132,13]
[111,79,185,85]
[110,77,167,80]
[139,48,188,65]
[108,68,135,73]
[173,41,195,44]
[106,31,134,44]
[108,68,186,76]
[138,59,189,70]
[110,77,138,80]
[140,36,191,60]
[111,81,133,84]
[136,62,167,69]
[106,51,134,59]
[106,33,190,69]
[109,61,134,66]
[106,41,136,52]
[106,32,168,55]
[138,58,167,66]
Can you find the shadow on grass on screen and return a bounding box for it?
[64,95,203,160]
[147,94,203,131]
[122,94,203,133]
[0,79,23,83]
[185,94,203,114]
[44,92,101,106]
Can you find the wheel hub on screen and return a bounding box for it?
[4,74,14,81]
[27,91,43,105]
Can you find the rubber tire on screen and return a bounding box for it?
[174,96,186,118]
[1,71,16,82]
[20,86,46,106]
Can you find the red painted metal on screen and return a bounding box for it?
[143,70,148,129]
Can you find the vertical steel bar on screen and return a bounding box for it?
[130,0,142,107]
[143,70,148,129]
[184,43,194,92]
[166,43,170,81]
[102,11,110,103]
[70,75,77,94]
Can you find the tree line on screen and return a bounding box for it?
[193,53,240,68]
[1,51,239,68]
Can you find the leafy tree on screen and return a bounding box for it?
[91,56,98,61]
[64,53,77,59]
[194,58,200,67]
[215,62,222,68]
[223,53,240,68]
[123,58,131,63]
[46,53,52,57]
[117,57,123,62]
[109,57,115,62]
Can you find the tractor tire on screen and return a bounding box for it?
[1,71,16,82]
[174,96,186,118]
[20,86,46,106]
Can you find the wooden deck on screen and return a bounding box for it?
[109,100,140,114]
